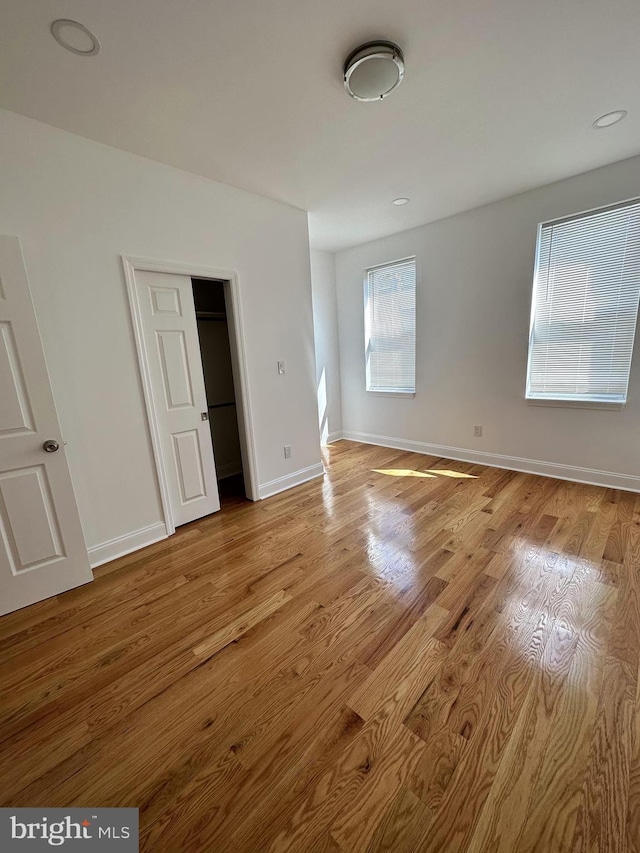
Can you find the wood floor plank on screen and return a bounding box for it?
[406,726,466,812]
[192,588,292,660]
[414,611,554,852]
[266,709,424,852]
[571,655,636,853]
[327,713,428,853]
[607,531,640,671]
[404,586,503,744]
[497,578,618,853]
[140,664,369,851]
[348,604,449,721]
[227,706,367,852]
[433,570,497,645]
[357,574,449,668]
[364,786,433,853]
[465,619,580,853]
[626,661,640,853]
[603,491,638,564]
[0,440,637,852]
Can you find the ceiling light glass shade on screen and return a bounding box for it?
[51,19,100,56]
[344,42,404,102]
[592,110,627,128]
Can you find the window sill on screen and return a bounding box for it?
[526,397,624,411]
[367,390,415,399]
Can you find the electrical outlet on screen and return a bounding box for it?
[474,425,483,438]
[277,360,286,375]
[284,445,292,459]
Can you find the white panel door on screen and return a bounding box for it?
[134,271,220,526]
[0,236,92,616]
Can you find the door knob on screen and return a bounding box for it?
[43,439,59,453]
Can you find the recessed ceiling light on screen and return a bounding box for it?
[592,110,627,129]
[344,41,404,102]
[51,19,100,56]
[392,197,410,206]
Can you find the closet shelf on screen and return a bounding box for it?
[196,311,226,320]
[208,401,236,409]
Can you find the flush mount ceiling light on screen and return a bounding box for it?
[593,110,628,129]
[344,41,404,101]
[51,19,100,56]
[392,197,410,206]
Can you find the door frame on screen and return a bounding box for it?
[123,255,259,535]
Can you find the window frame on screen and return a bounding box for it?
[525,197,640,410]
[364,256,417,397]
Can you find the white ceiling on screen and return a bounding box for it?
[1,0,640,251]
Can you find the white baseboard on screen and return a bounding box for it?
[342,430,640,493]
[88,521,168,568]
[325,430,343,444]
[89,463,326,565]
[258,463,325,500]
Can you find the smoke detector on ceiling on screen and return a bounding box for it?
[344,41,405,102]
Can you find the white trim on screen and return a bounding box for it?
[88,522,168,569]
[526,199,640,407]
[122,255,260,538]
[221,276,260,501]
[342,430,640,493]
[258,463,325,499]
[526,398,624,411]
[366,254,417,271]
[367,390,415,398]
[539,194,640,229]
[326,430,343,444]
[364,256,417,398]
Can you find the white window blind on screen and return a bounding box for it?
[526,199,640,404]
[365,258,416,393]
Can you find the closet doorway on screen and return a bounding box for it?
[124,257,258,537]
[193,278,245,503]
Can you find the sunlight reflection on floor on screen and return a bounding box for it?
[429,469,478,479]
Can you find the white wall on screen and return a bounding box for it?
[310,249,342,443]
[336,155,640,490]
[0,109,322,557]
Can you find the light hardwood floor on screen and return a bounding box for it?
[1,440,639,852]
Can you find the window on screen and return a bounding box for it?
[365,258,416,394]
[526,199,640,405]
